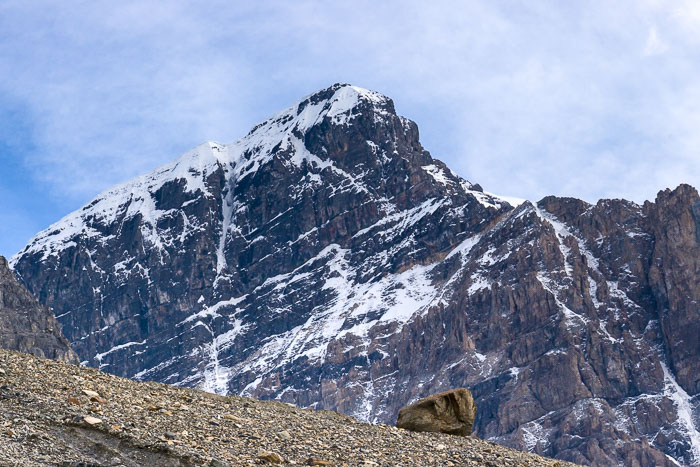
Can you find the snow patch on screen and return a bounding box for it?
[179,295,247,326]
[199,319,248,395]
[661,362,700,464]
[422,164,454,186]
[94,340,147,368]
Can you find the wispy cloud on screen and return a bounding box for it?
[1,0,700,254]
[644,26,668,56]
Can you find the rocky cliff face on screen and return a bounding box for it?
[0,256,78,363]
[10,84,700,466]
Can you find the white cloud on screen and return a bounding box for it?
[1,0,699,218]
[671,0,700,42]
[644,26,668,56]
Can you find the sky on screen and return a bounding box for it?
[2,1,700,257]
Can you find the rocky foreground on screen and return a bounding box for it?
[0,349,577,466]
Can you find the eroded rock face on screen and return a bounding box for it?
[396,388,476,436]
[644,185,700,395]
[10,84,700,466]
[0,256,78,363]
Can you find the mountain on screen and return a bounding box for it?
[10,84,700,466]
[0,255,77,363]
[0,347,579,466]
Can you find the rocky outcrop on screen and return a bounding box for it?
[10,84,700,466]
[396,388,476,436]
[0,256,77,363]
[644,185,700,396]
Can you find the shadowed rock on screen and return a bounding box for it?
[0,256,78,363]
[396,388,477,436]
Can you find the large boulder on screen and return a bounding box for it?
[396,388,477,436]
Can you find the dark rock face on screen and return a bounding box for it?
[10,84,700,466]
[396,388,476,436]
[645,186,700,396]
[0,256,78,363]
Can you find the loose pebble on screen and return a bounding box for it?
[81,389,101,399]
[82,416,102,425]
[258,450,284,463]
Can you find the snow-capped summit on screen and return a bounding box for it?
[13,83,500,267]
[12,82,511,385]
[11,85,700,466]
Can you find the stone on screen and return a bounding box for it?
[258,451,284,463]
[279,430,291,440]
[82,389,107,404]
[81,389,100,399]
[82,416,102,426]
[307,459,333,466]
[396,388,476,436]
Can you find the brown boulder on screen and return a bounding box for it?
[396,388,477,436]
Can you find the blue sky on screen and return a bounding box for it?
[2,1,700,257]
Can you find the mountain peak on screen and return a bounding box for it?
[244,83,394,144]
[296,83,393,118]
[11,84,508,266]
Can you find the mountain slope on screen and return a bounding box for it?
[11,84,700,466]
[0,348,580,466]
[0,256,78,363]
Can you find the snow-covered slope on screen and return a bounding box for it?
[11,84,700,466]
[11,82,510,405]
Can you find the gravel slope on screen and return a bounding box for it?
[0,349,579,466]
